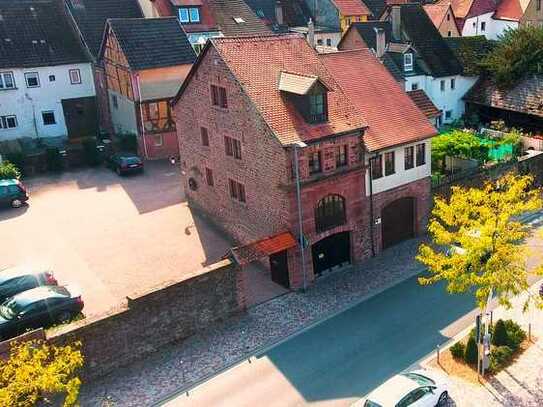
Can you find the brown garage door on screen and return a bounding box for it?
[382,197,415,249]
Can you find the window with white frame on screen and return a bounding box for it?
[69,69,81,84]
[440,80,446,92]
[179,7,200,23]
[0,115,17,129]
[24,72,40,88]
[411,82,419,91]
[0,72,15,89]
[404,53,413,72]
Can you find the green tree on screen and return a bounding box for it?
[418,173,543,311]
[0,340,83,406]
[465,336,479,365]
[492,319,508,347]
[0,161,21,180]
[483,25,543,87]
[431,130,489,172]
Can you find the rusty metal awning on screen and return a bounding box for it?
[231,232,297,266]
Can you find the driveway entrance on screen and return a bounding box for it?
[311,231,351,277]
[382,197,415,249]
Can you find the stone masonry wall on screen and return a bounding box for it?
[47,259,243,380]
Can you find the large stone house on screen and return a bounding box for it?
[0,0,96,144]
[99,17,196,160]
[172,34,435,289]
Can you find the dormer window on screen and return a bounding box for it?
[278,71,329,124]
[179,7,200,23]
[404,53,413,72]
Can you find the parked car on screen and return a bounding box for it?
[0,285,84,340]
[0,179,28,208]
[107,152,144,175]
[0,266,57,303]
[363,370,448,407]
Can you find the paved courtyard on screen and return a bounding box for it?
[0,161,272,317]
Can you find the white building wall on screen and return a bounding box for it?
[108,90,138,136]
[462,12,518,39]
[365,139,432,195]
[0,63,95,141]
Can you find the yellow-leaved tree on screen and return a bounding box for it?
[417,173,543,311]
[0,340,83,406]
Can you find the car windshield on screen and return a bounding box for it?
[402,372,435,386]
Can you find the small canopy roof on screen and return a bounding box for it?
[231,232,297,266]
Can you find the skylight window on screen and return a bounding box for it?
[233,17,245,24]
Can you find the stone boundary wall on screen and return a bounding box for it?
[0,259,245,380]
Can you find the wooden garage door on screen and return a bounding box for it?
[382,197,415,249]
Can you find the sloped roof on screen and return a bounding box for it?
[320,49,436,152]
[331,0,371,15]
[65,0,143,60]
[363,0,387,18]
[464,76,543,118]
[245,0,311,30]
[207,34,366,146]
[206,0,272,35]
[395,3,463,77]
[439,0,496,19]
[423,3,452,29]
[445,35,496,76]
[231,231,297,265]
[105,17,196,70]
[0,0,88,68]
[493,0,523,21]
[407,89,441,118]
[341,21,392,50]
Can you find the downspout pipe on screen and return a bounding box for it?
[291,141,308,291]
[369,152,378,257]
[136,73,149,159]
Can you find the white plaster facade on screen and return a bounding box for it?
[365,139,432,195]
[108,90,138,136]
[0,63,95,141]
[462,12,518,39]
[405,74,478,125]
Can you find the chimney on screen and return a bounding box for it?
[307,18,315,48]
[391,5,401,41]
[275,1,284,26]
[374,27,385,58]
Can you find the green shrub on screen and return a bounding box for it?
[489,345,513,373]
[464,336,478,365]
[5,152,25,175]
[492,319,508,347]
[503,319,526,352]
[46,147,63,172]
[82,138,100,166]
[450,342,465,359]
[0,161,21,180]
[470,323,493,344]
[118,133,138,153]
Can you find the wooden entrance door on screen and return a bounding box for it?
[381,197,415,249]
[270,250,290,288]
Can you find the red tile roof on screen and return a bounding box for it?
[423,3,451,29]
[320,49,436,152]
[231,232,297,265]
[212,34,366,145]
[331,0,371,15]
[440,0,496,19]
[407,90,441,119]
[493,0,523,21]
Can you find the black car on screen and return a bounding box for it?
[107,152,144,175]
[0,285,84,340]
[0,266,58,303]
[0,179,28,208]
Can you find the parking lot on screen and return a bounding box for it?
[0,161,238,317]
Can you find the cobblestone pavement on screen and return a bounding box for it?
[79,238,426,406]
[424,281,543,407]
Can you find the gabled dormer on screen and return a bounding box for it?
[278,71,330,124]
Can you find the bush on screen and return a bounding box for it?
[82,138,100,166]
[118,133,138,153]
[489,345,513,373]
[464,336,479,365]
[0,161,21,180]
[503,319,526,352]
[5,152,25,175]
[46,147,63,172]
[450,342,466,359]
[492,319,508,347]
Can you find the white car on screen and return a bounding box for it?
[362,370,449,407]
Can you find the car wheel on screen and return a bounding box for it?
[57,311,73,324]
[437,391,448,406]
[11,199,23,208]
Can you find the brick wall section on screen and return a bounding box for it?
[93,65,113,134]
[44,259,243,380]
[338,28,369,50]
[174,46,291,245]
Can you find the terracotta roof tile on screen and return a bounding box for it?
[407,90,441,118]
[319,49,436,152]
[212,34,366,146]
[493,0,523,21]
[331,0,371,15]
[423,3,451,29]
[231,232,297,265]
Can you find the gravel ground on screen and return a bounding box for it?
[79,238,427,406]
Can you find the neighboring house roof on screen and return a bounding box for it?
[381,53,405,82]
[245,0,311,30]
[104,17,196,70]
[464,75,543,118]
[206,0,272,35]
[331,0,371,16]
[320,49,436,152]
[65,0,143,60]
[359,0,387,18]
[445,35,496,76]
[407,89,441,118]
[493,0,524,21]
[0,0,88,69]
[441,0,496,19]
[393,3,463,77]
[423,3,452,29]
[188,34,366,146]
[340,21,392,49]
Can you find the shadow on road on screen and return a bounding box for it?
[260,274,476,403]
